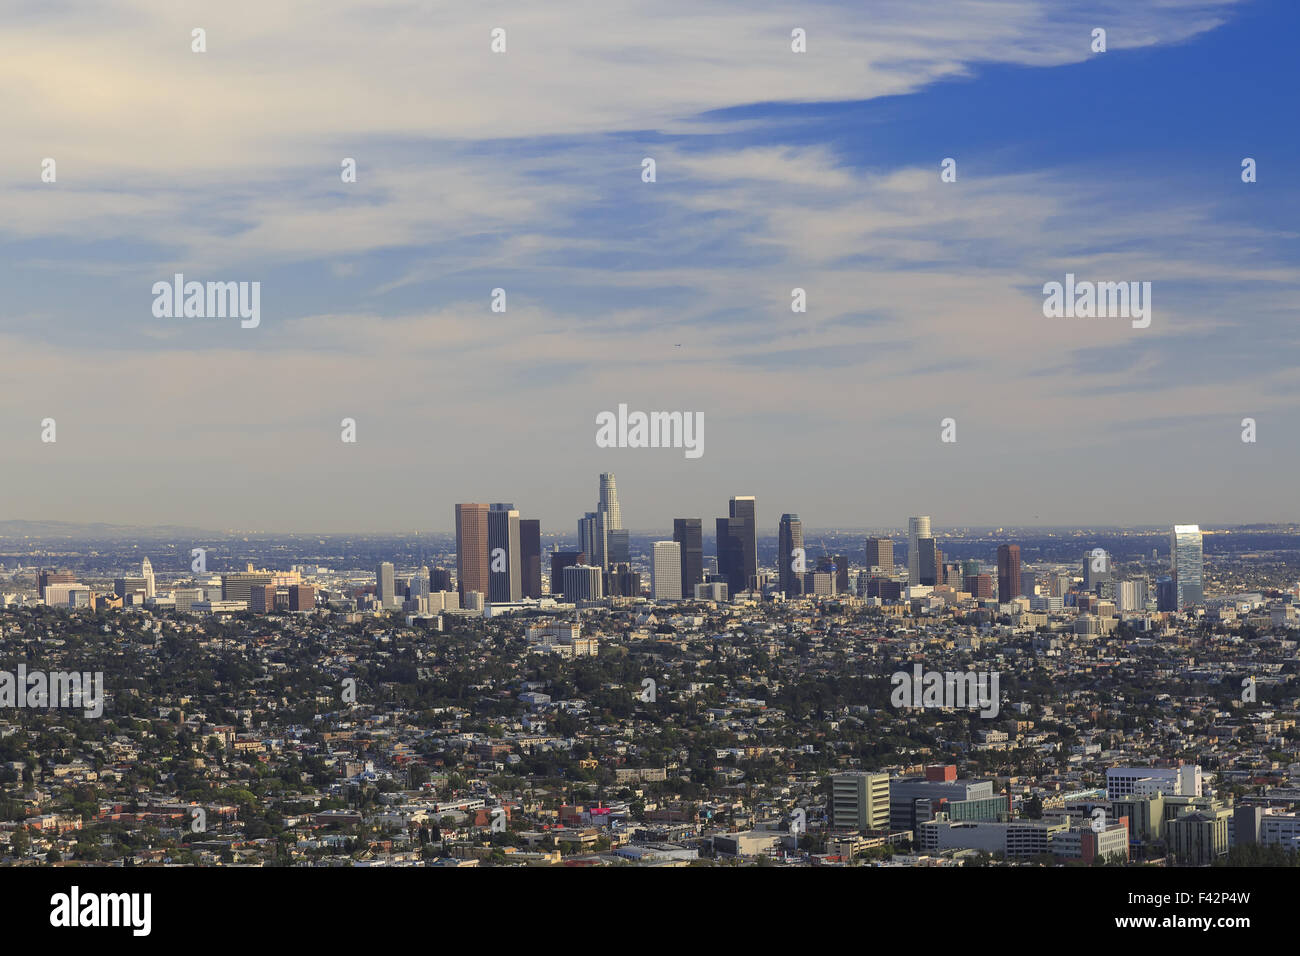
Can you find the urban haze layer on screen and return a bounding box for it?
[2,474,1300,867]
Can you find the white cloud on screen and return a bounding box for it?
[0,0,1242,174]
[5,0,1290,530]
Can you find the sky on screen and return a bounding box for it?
[1,0,1297,534]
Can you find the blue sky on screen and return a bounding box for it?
[1,0,1296,532]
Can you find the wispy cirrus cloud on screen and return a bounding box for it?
[1,0,1294,531]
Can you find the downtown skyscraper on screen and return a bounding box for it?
[778,513,804,596]
[914,535,942,587]
[717,496,757,595]
[563,564,603,601]
[865,537,894,574]
[520,519,542,599]
[376,561,396,608]
[1171,524,1205,609]
[673,517,703,600]
[908,516,931,586]
[601,473,629,566]
[996,544,1021,603]
[599,472,622,530]
[455,503,490,601]
[487,503,522,603]
[652,540,683,601]
[578,512,605,570]
[550,549,584,599]
[580,472,626,570]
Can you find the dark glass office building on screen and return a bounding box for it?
[717,496,757,594]
[520,519,542,599]
[673,518,704,599]
[550,551,585,598]
[997,544,1021,603]
[917,537,940,587]
[778,513,804,596]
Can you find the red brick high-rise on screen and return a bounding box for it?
[289,585,315,611]
[997,544,1022,603]
[455,503,490,601]
[249,585,276,614]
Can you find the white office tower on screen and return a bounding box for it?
[599,472,623,530]
[142,557,156,598]
[652,541,683,601]
[376,561,396,608]
[1171,524,1205,609]
[907,516,931,586]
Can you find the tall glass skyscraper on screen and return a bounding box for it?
[717,496,757,594]
[520,518,542,599]
[487,503,522,603]
[778,513,804,596]
[673,518,704,598]
[599,472,622,530]
[916,537,941,587]
[908,516,931,586]
[1171,524,1204,609]
[606,528,630,566]
[579,511,605,570]
[580,473,624,570]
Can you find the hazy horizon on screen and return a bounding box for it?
[0,515,1292,540]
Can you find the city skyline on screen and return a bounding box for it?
[0,462,1257,542]
[26,521,1212,614]
[5,0,1299,901]
[0,511,1264,539]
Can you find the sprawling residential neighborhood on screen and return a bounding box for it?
[3,516,1299,869]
